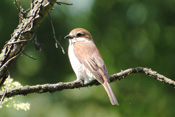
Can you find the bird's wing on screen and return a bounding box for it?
[73,41,109,84]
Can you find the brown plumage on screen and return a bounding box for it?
[65,28,119,105]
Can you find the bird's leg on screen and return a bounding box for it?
[73,79,84,86]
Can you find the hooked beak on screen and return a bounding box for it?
[64,35,74,39]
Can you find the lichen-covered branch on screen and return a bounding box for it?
[0,67,174,98]
[0,0,57,87]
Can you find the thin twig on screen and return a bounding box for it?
[56,2,73,5]
[0,54,21,72]
[7,40,28,45]
[14,0,22,12]
[0,67,174,98]
[6,33,34,45]
[33,35,43,51]
[0,71,10,106]
[48,13,65,54]
[22,52,37,60]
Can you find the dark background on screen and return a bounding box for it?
[0,0,175,116]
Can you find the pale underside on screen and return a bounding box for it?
[68,38,109,84]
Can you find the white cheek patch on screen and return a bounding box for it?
[76,37,89,42]
[69,37,89,44]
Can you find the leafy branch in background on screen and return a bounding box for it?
[0,78,30,111]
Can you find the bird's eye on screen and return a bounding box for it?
[77,33,83,37]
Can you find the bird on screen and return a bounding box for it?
[65,28,119,105]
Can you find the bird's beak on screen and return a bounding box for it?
[64,35,74,39]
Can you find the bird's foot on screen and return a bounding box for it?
[73,79,84,85]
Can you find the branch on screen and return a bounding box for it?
[0,0,57,87]
[0,67,174,98]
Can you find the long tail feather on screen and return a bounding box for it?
[102,82,119,105]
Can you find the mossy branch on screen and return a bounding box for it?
[0,0,57,87]
[0,67,174,98]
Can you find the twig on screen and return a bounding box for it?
[56,2,73,5]
[6,33,34,46]
[22,52,37,60]
[0,54,21,72]
[14,0,27,22]
[48,13,65,54]
[33,35,43,51]
[0,71,10,106]
[0,67,174,98]
[7,40,28,45]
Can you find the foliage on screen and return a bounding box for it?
[0,78,30,111]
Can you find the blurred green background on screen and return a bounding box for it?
[0,0,175,117]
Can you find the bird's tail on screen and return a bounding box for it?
[103,82,119,105]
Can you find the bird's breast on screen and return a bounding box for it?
[68,43,95,84]
[68,44,83,74]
